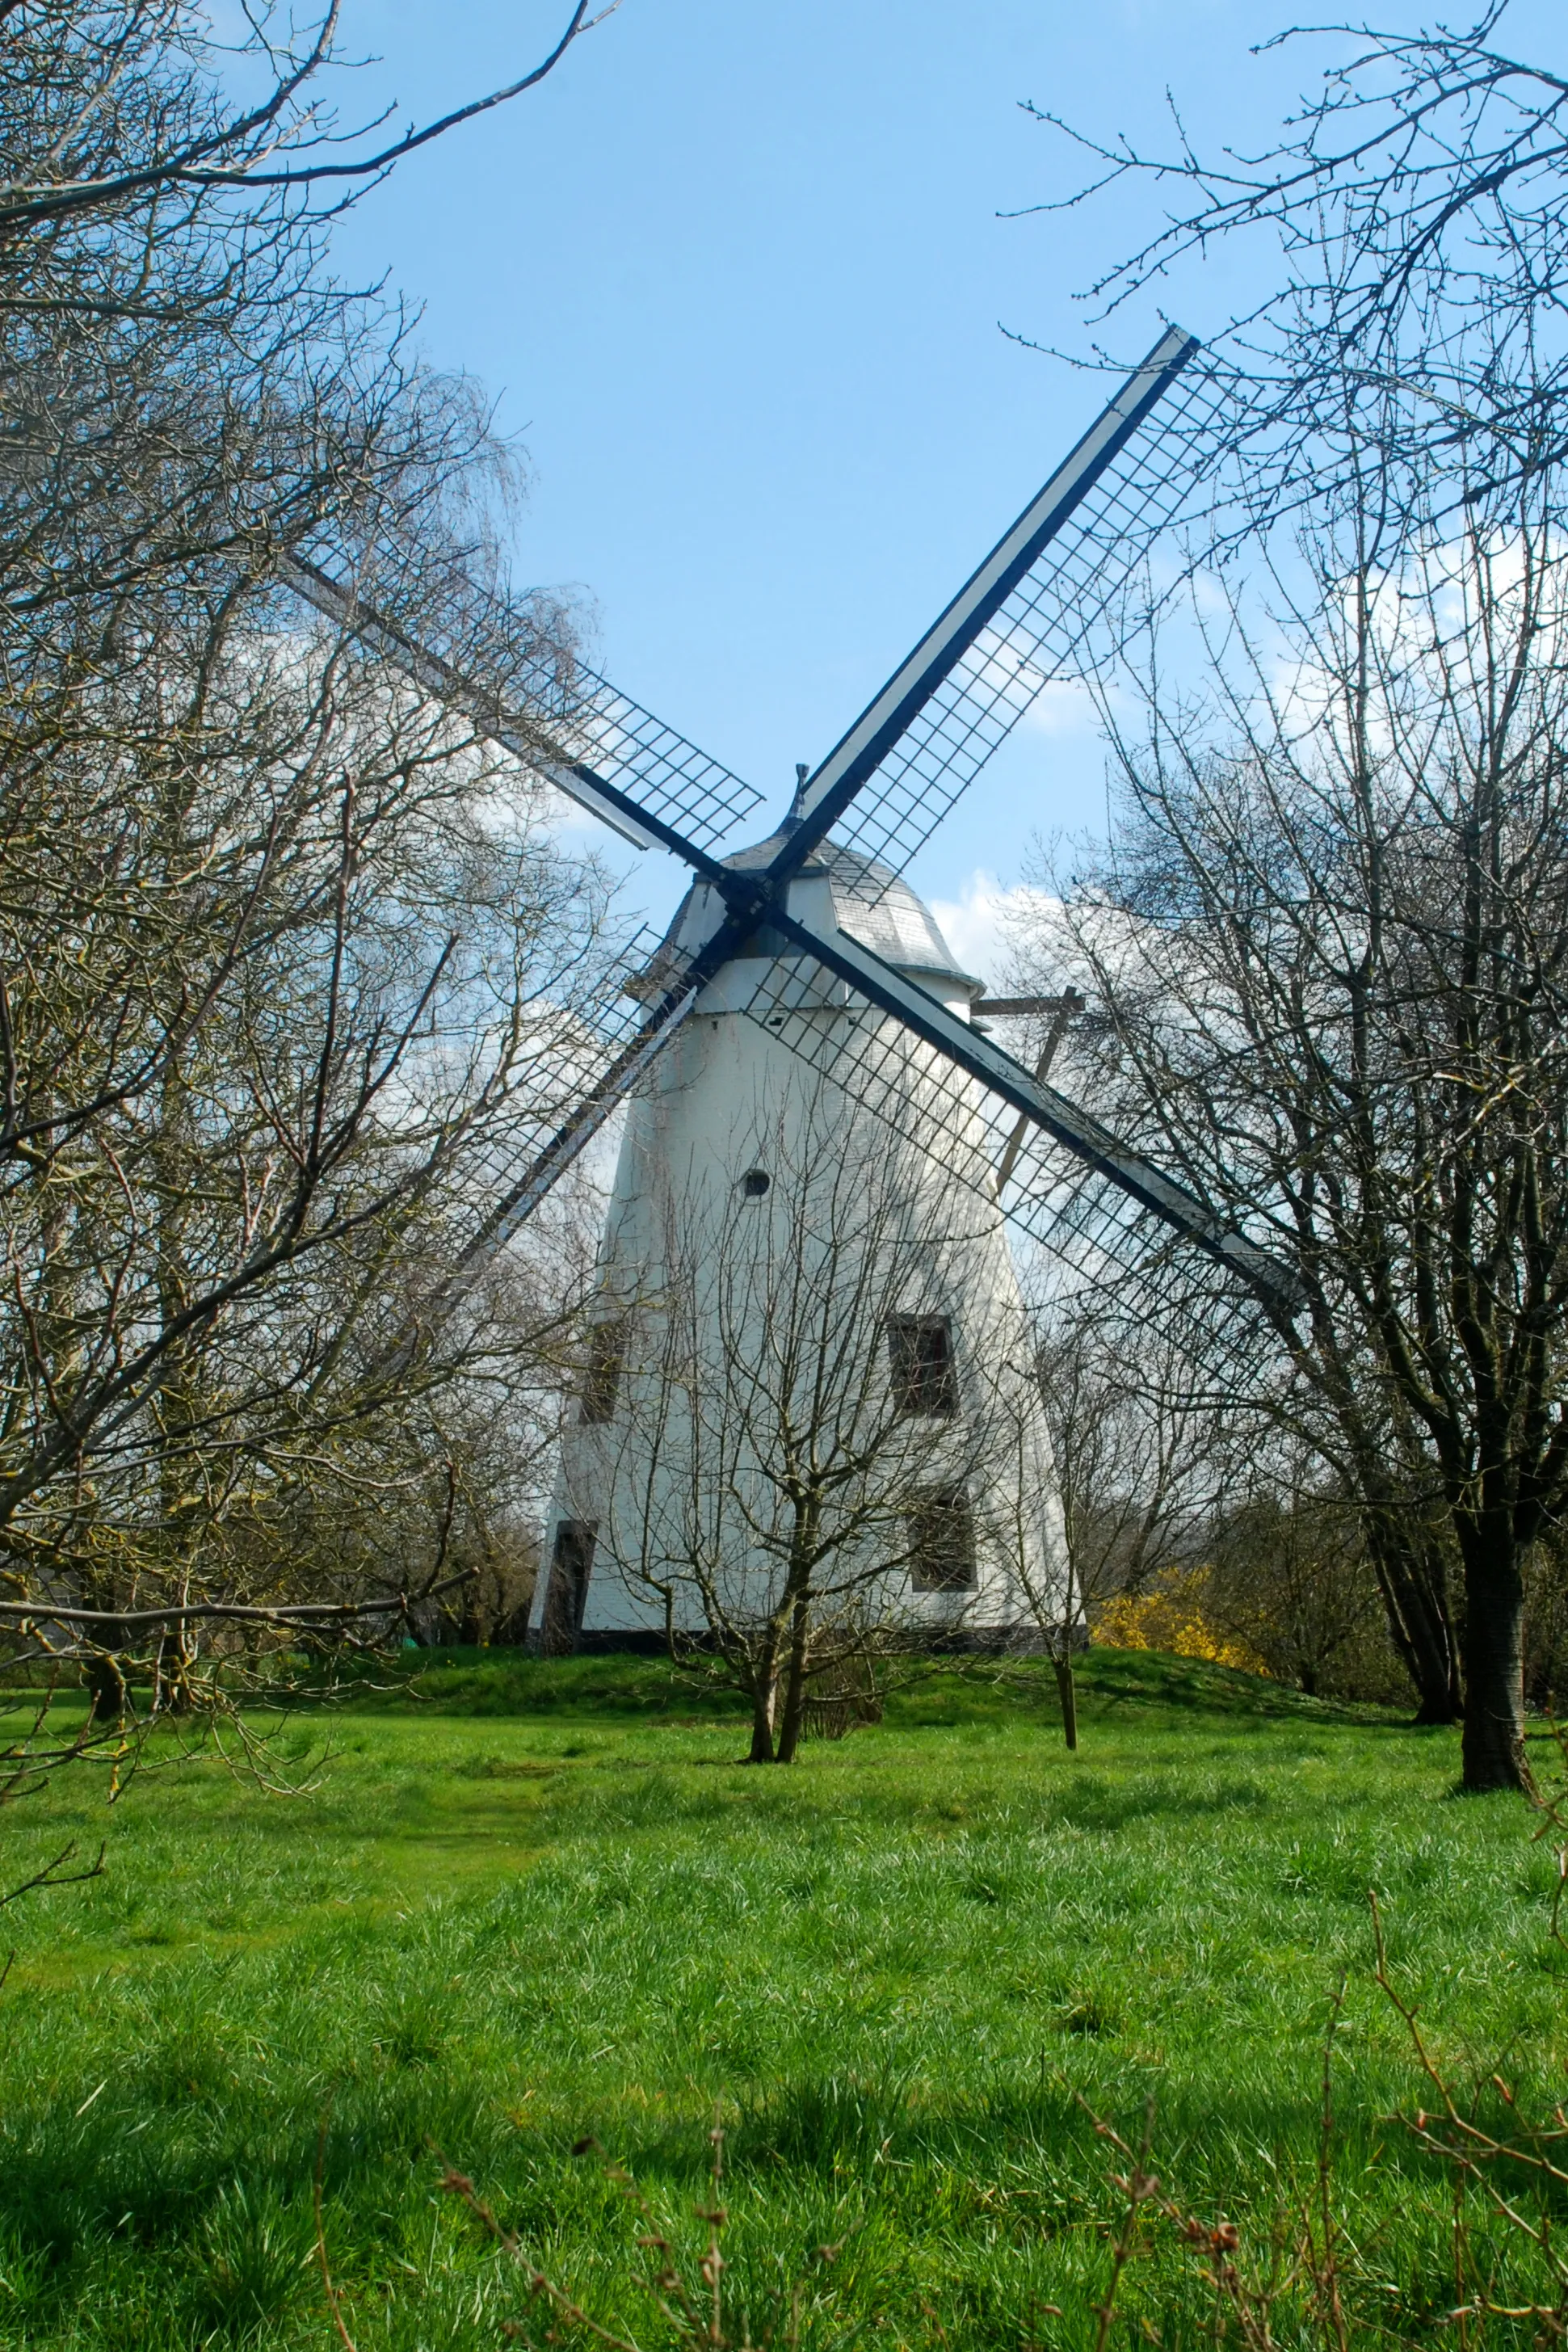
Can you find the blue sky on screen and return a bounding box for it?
[328,0,1560,974]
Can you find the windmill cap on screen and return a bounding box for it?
[720,831,982,996]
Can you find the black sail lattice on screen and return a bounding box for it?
[554,665,765,852]
[284,549,765,856]
[829,359,1239,895]
[730,944,1286,1358]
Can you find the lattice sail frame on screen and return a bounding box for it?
[557,666,764,852]
[280,551,765,856]
[822,355,1241,895]
[728,942,1283,1371]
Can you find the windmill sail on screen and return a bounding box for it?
[280,554,764,859]
[275,329,1299,1331]
[774,328,1233,896]
[746,898,1301,1315]
[431,918,755,1289]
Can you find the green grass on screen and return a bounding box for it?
[0,1651,1562,2349]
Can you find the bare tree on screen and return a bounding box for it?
[0,4,634,1784]
[1027,1302,1221,1745]
[995,3,1568,1782]
[1025,8,1568,540]
[0,598,624,1748]
[1009,469,1568,1791]
[0,3,615,239]
[0,5,618,650]
[556,1088,1063,1763]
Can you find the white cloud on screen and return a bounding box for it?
[927,869,1057,988]
[1019,677,1101,738]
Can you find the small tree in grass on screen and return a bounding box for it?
[1023,1302,1221,1745]
[563,1085,1061,1762]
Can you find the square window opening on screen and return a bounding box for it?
[887,1313,957,1417]
[907,1486,977,1593]
[580,1319,627,1424]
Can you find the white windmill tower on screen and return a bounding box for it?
[544,821,1066,1656]
[282,327,1301,1662]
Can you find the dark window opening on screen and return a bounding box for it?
[739,1168,771,1199]
[887,1314,956,1416]
[580,1319,627,1424]
[907,1487,977,1593]
[542,1519,597,1652]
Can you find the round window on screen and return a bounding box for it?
[739,1168,771,1199]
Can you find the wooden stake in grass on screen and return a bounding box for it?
[1310,1971,1350,2352]
[698,2115,726,2348]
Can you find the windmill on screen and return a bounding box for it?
[284,326,1297,1655]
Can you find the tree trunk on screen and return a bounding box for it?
[1457,1525,1530,1793]
[82,1652,125,1726]
[746,1626,780,1763]
[1053,1654,1078,1751]
[153,1635,196,1716]
[747,1674,777,1763]
[1364,1515,1462,1723]
[773,1593,812,1765]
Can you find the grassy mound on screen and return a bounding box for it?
[0,1656,1557,2348]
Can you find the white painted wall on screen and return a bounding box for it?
[539,853,1068,1647]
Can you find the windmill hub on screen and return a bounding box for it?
[666,832,983,1015]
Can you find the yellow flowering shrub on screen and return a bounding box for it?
[1092,1564,1272,1677]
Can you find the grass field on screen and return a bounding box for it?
[0,1651,1562,2350]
